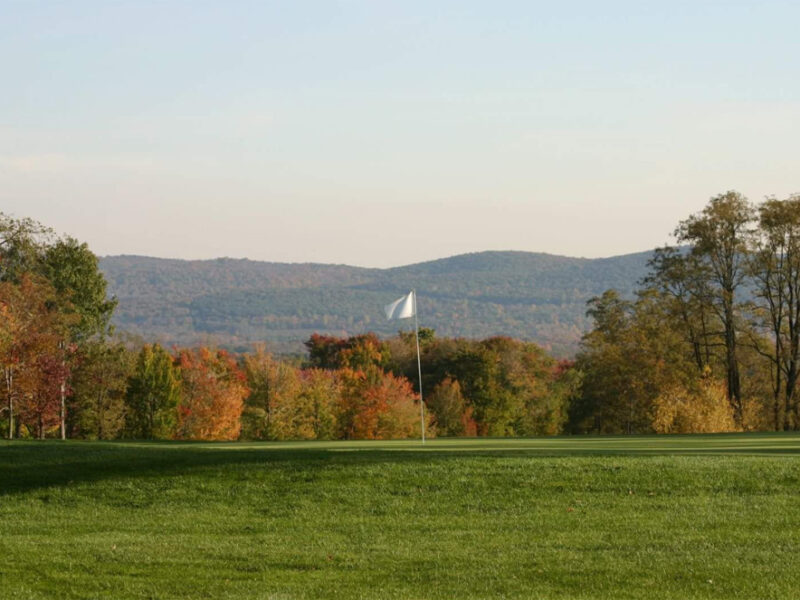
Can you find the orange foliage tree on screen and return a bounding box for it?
[337,367,426,440]
[175,347,248,440]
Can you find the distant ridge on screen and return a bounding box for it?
[99,250,653,356]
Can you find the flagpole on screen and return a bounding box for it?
[413,289,425,444]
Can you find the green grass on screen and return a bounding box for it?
[2,434,800,599]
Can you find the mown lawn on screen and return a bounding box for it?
[2,434,800,599]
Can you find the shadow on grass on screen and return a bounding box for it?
[2,435,800,496]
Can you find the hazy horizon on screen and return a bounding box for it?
[3,1,798,268]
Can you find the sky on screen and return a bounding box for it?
[1,1,799,267]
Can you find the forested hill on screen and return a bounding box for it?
[99,250,653,356]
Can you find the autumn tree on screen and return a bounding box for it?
[420,336,563,436]
[572,191,793,433]
[176,347,247,441]
[676,191,755,421]
[643,246,717,373]
[1,213,118,439]
[571,289,697,434]
[17,354,70,439]
[522,359,580,436]
[652,374,738,434]
[124,344,181,439]
[570,291,637,433]
[304,334,349,370]
[0,288,18,437]
[299,368,340,440]
[242,346,342,441]
[70,340,133,439]
[336,368,423,440]
[385,327,435,382]
[305,333,389,372]
[267,367,344,440]
[242,345,302,440]
[427,377,475,436]
[0,275,73,439]
[241,346,276,439]
[387,330,575,437]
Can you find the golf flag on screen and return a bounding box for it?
[385,291,416,320]
[383,289,426,443]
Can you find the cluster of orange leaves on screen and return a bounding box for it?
[175,347,248,441]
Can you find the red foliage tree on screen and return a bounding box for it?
[18,354,71,439]
[1,275,74,438]
[305,333,387,371]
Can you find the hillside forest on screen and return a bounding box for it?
[3,190,800,440]
[99,250,652,358]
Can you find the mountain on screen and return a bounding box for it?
[99,250,653,357]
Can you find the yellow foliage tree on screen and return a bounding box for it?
[242,347,341,440]
[652,375,739,433]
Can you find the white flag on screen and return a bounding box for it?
[385,291,416,320]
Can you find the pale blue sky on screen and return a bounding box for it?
[2,1,798,266]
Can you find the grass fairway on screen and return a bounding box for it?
[2,435,800,599]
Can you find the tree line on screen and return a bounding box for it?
[4,191,800,440]
[0,210,577,440]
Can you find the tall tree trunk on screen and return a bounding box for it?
[773,308,785,431]
[773,357,783,431]
[97,391,105,440]
[700,311,712,368]
[5,368,12,440]
[774,360,784,431]
[60,380,66,440]
[785,365,797,430]
[724,302,742,422]
[147,392,154,439]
